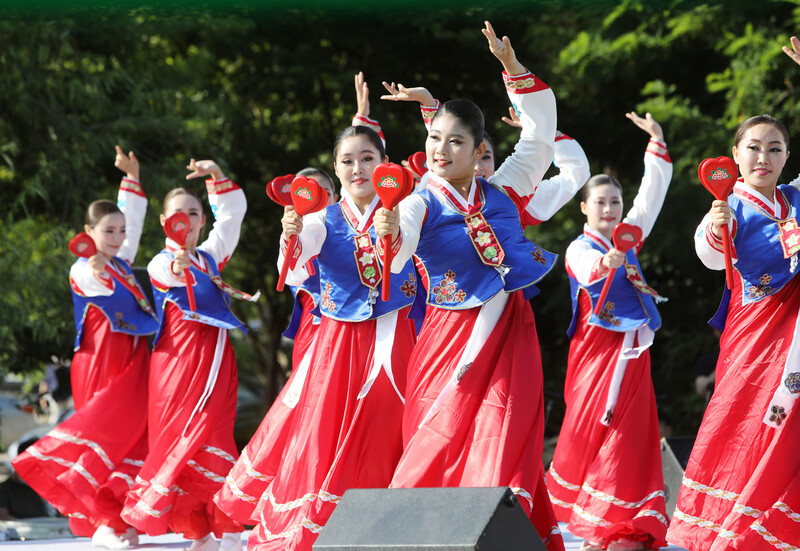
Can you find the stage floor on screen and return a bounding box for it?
[0,525,690,549]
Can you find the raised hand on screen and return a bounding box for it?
[709,200,733,240]
[380,82,436,106]
[87,254,109,276]
[281,205,304,240]
[171,249,191,275]
[625,111,664,142]
[373,206,400,241]
[355,71,370,117]
[601,248,625,271]
[481,21,525,75]
[501,106,522,128]
[114,145,139,181]
[186,158,225,181]
[783,35,800,67]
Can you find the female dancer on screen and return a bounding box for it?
[546,112,672,551]
[121,160,257,551]
[375,22,564,551]
[381,84,589,227]
[212,168,336,525]
[13,147,156,549]
[249,125,417,550]
[666,38,800,551]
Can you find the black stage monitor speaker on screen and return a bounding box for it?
[313,486,547,550]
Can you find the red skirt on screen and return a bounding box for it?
[213,293,319,524]
[248,308,415,551]
[120,304,242,539]
[389,291,564,551]
[666,275,800,551]
[547,291,667,548]
[12,306,149,536]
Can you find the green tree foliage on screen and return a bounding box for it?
[4,0,800,432]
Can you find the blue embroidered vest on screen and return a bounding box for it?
[415,179,557,309]
[283,258,322,340]
[151,249,246,345]
[566,234,661,337]
[710,185,800,328]
[316,204,416,322]
[71,258,159,351]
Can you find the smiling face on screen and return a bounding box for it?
[581,183,623,240]
[426,112,485,189]
[160,192,205,250]
[333,135,383,211]
[85,212,126,259]
[732,122,790,195]
[474,138,495,180]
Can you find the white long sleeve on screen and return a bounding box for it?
[524,134,590,224]
[198,178,247,269]
[276,210,327,286]
[488,72,557,199]
[623,140,672,239]
[116,177,147,266]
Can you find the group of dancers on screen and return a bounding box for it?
[11,22,800,551]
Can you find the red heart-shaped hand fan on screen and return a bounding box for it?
[698,156,738,201]
[594,223,643,317]
[407,151,427,179]
[698,156,738,289]
[163,212,196,311]
[372,163,414,301]
[69,233,97,258]
[276,176,330,292]
[267,174,295,207]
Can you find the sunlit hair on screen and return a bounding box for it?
[735,114,790,151]
[85,200,122,228]
[162,187,203,215]
[333,126,385,159]
[432,99,485,148]
[297,167,335,197]
[581,174,623,202]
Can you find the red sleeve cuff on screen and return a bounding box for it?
[120,177,145,197]
[420,99,440,129]
[588,257,608,284]
[646,139,671,163]
[502,70,549,94]
[205,177,240,195]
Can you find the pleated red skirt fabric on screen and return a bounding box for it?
[121,303,242,539]
[213,293,320,524]
[248,309,415,551]
[666,275,800,551]
[13,306,149,536]
[547,291,667,549]
[389,291,564,551]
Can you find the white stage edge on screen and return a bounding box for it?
[0,525,690,549]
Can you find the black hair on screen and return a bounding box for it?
[85,200,122,228]
[581,174,623,201]
[734,114,790,151]
[333,126,386,159]
[297,167,335,196]
[162,187,203,215]
[432,99,485,148]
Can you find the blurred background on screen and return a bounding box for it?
[2,0,798,446]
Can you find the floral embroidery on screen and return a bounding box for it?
[456,362,472,381]
[112,312,137,331]
[531,248,547,265]
[358,251,375,266]
[320,281,336,312]
[786,372,800,394]
[596,301,621,327]
[475,231,492,247]
[769,405,787,426]
[432,270,466,304]
[747,274,775,300]
[400,273,416,298]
